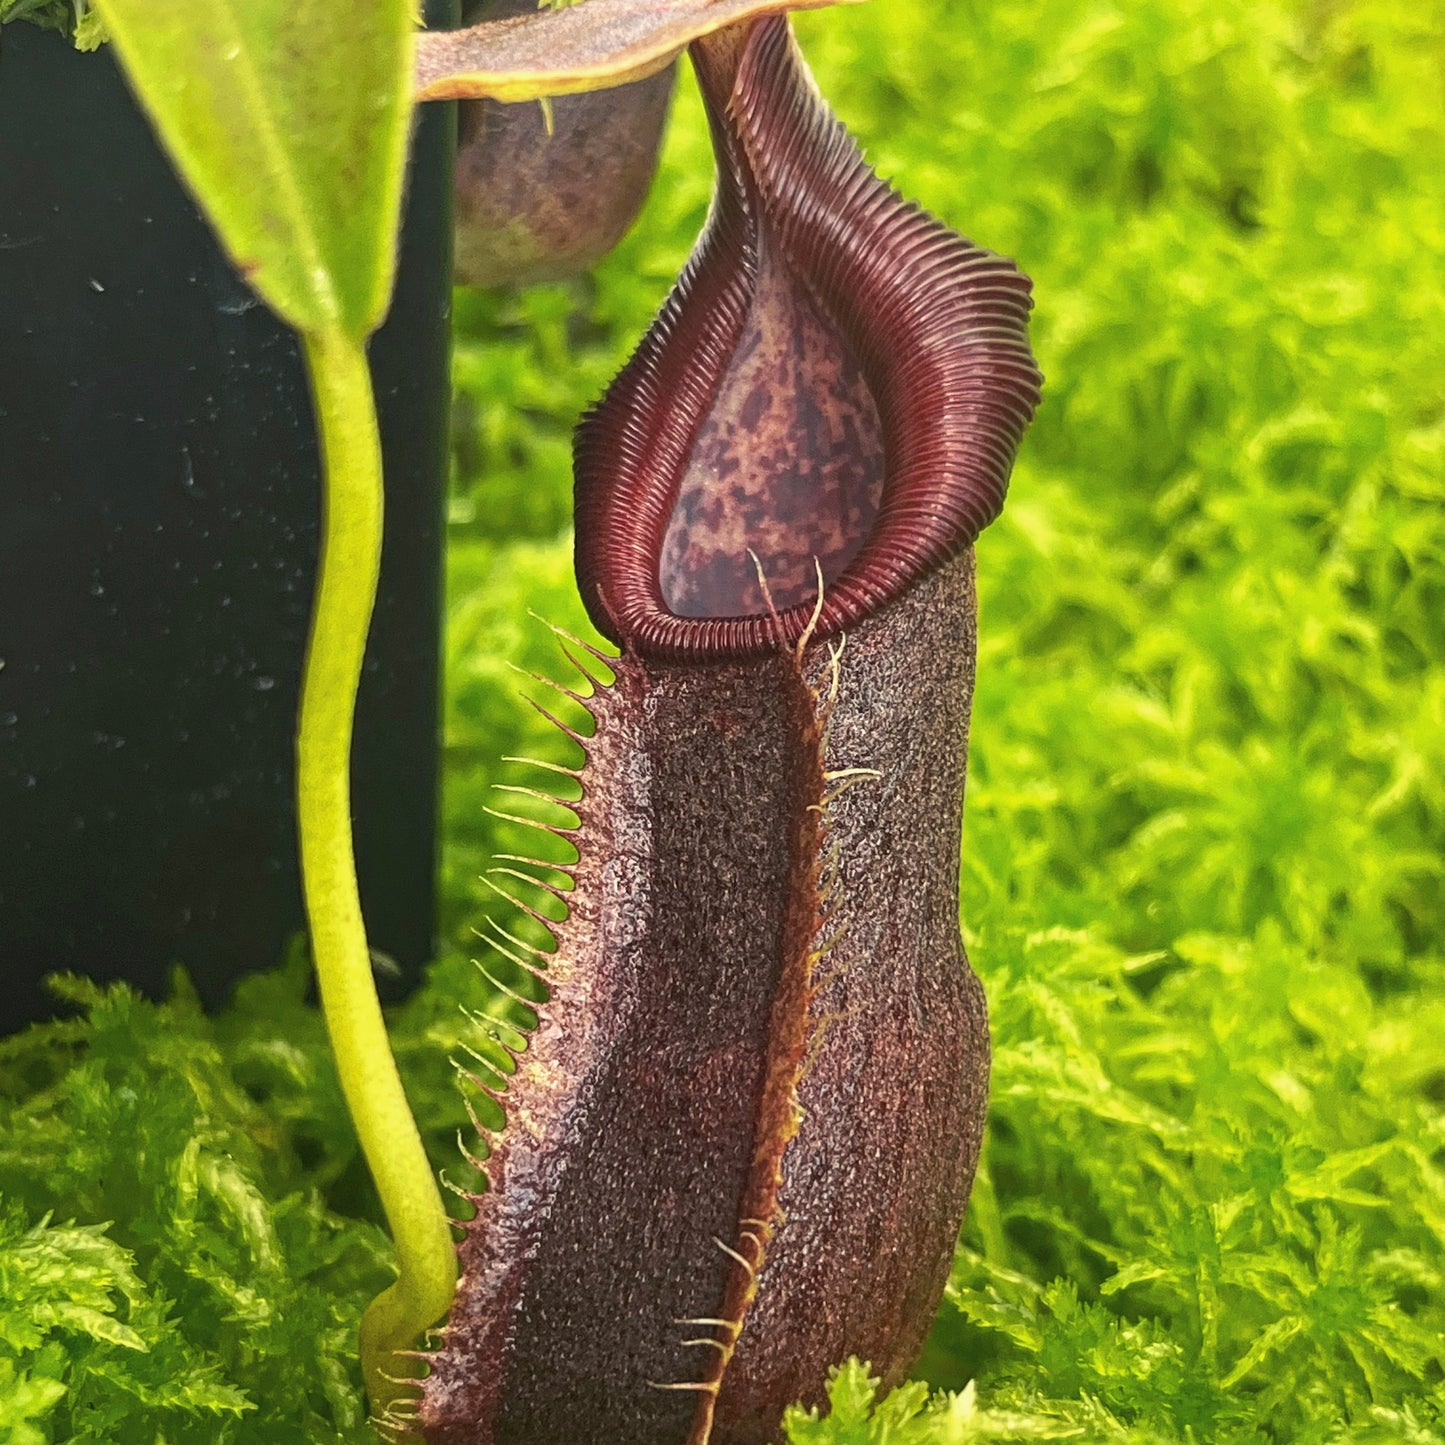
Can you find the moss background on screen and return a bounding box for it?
[3,0,1444,1439]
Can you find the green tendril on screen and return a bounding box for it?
[298,325,458,1416]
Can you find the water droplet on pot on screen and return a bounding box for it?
[180,447,207,499]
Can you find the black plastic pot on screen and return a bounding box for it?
[0,13,458,1032]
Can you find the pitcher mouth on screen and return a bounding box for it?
[573,17,1042,664]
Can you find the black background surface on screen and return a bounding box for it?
[0,15,457,1031]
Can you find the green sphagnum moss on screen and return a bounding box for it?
[0,0,107,48]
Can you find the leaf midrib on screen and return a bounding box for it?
[208,0,340,328]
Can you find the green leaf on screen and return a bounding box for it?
[89,0,414,337]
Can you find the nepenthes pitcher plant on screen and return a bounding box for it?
[407,8,1042,1443]
[71,0,1038,1437]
